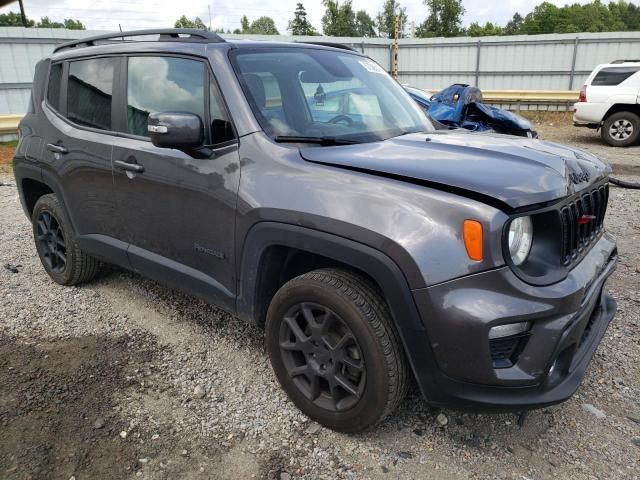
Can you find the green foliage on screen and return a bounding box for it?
[0,11,85,29]
[174,15,207,30]
[240,15,251,33]
[321,0,357,36]
[63,19,85,30]
[0,11,34,27]
[250,16,279,35]
[465,21,503,37]
[376,0,408,38]
[504,12,524,35]
[355,10,377,37]
[234,14,279,35]
[416,0,465,37]
[37,17,64,28]
[517,0,637,34]
[288,3,319,35]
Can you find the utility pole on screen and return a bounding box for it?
[208,3,213,31]
[410,21,415,39]
[18,0,28,27]
[392,15,400,79]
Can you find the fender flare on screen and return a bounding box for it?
[236,221,441,399]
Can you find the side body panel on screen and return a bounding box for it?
[111,139,241,312]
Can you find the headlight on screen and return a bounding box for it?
[508,216,533,266]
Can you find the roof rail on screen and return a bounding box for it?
[53,28,225,53]
[610,59,640,64]
[296,41,358,52]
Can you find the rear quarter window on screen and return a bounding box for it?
[591,67,640,86]
[46,63,63,111]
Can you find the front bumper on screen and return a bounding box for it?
[409,232,617,410]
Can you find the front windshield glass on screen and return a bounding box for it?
[230,47,433,143]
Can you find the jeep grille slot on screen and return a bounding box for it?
[559,184,609,266]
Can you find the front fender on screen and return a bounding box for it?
[236,221,443,400]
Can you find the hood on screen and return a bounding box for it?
[299,130,611,209]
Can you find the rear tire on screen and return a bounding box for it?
[32,194,100,286]
[601,111,640,147]
[265,269,408,433]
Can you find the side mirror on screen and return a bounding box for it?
[147,112,204,150]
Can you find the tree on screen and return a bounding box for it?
[174,15,207,30]
[288,3,318,35]
[376,0,407,38]
[466,21,503,37]
[504,12,524,35]
[0,11,35,27]
[416,0,465,37]
[37,17,64,28]
[250,16,279,35]
[63,18,85,30]
[355,10,376,37]
[321,0,357,36]
[240,15,251,33]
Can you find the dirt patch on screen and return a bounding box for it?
[0,334,160,479]
[0,143,15,173]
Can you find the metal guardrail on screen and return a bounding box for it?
[0,91,578,136]
[422,89,579,111]
[423,89,578,101]
[0,114,23,134]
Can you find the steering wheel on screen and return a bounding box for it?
[328,114,353,126]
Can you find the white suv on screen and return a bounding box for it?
[574,60,640,147]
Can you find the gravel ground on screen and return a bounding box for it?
[1,130,639,479]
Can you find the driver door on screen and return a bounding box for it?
[111,55,240,311]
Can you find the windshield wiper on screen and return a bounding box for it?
[274,135,361,146]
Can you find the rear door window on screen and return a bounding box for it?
[67,57,115,130]
[591,67,640,86]
[126,56,205,137]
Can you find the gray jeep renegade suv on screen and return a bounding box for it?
[13,29,617,432]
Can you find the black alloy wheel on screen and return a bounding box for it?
[279,302,366,412]
[266,269,409,432]
[32,194,100,285]
[36,210,67,273]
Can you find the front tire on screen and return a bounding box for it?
[265,269,408,433]
[601,111,640,147]
[32,194,100,286]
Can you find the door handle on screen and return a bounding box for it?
[114,160,145,173]
[46,143,68,154]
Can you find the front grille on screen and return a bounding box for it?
[559,184,609,265]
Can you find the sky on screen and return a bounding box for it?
[1,0,638,34]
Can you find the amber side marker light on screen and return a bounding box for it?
[463,220,483,261]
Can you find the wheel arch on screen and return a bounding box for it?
[236,222,440,397]
[602,103,640,121]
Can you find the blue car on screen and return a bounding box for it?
[405,84,537,138]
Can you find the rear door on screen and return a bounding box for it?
[111,54,240,311]
[40,56,130,266]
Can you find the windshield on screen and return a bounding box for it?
[230,47,433,143]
